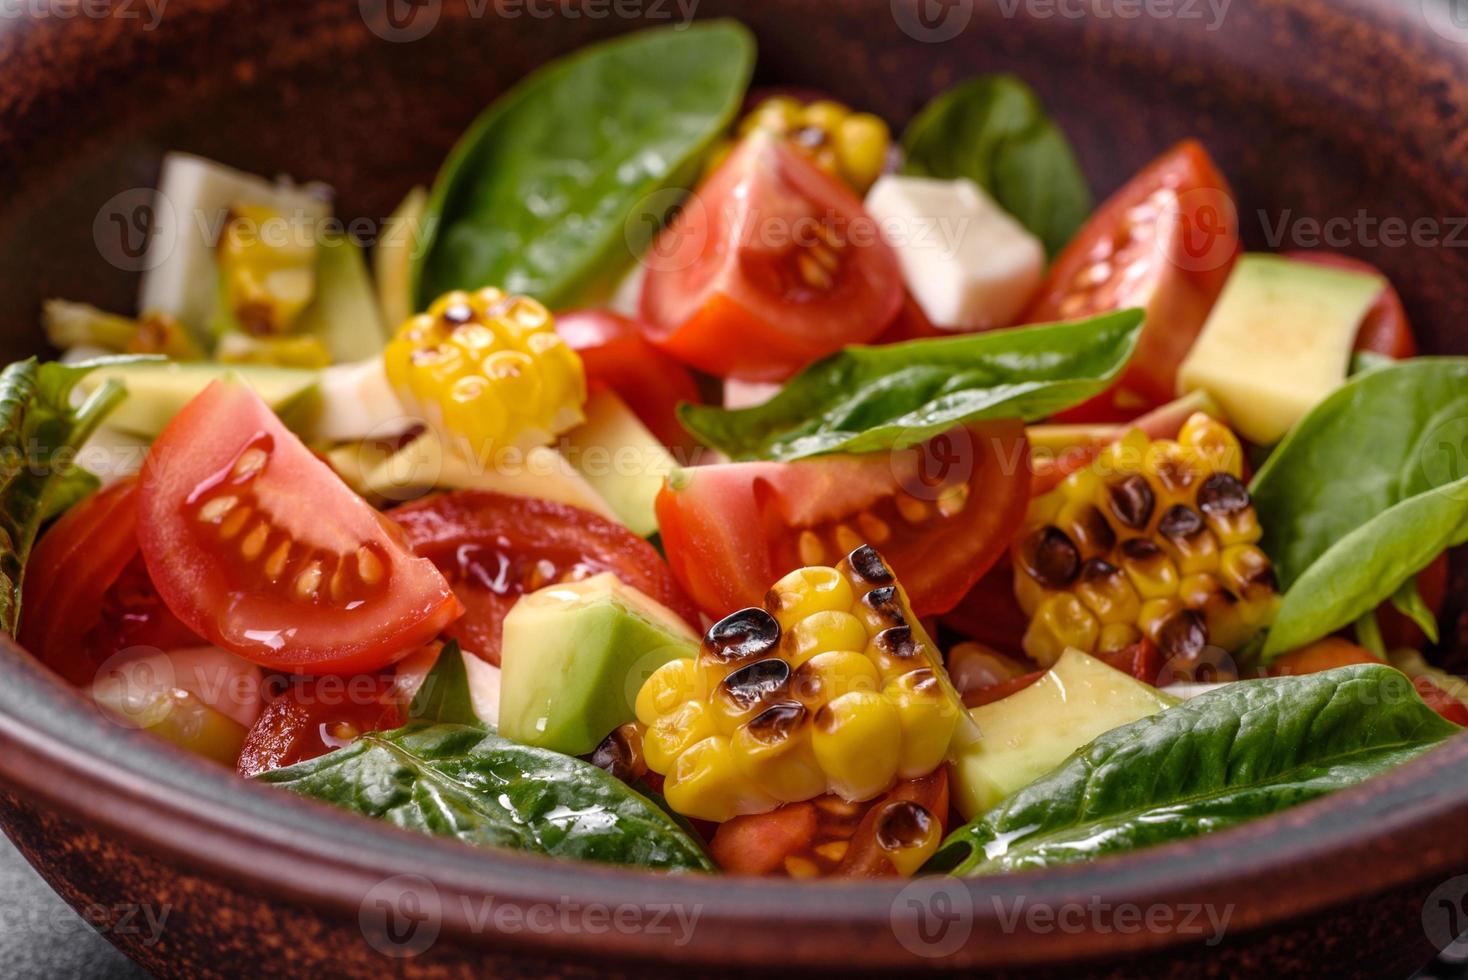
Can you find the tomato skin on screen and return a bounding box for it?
[20,479,146,686]
[1267,638,1380,676]
[709,801,819,876]
[1026,141,1240,421]
[555,309,702,449]
[1413,677,1468,727]
[391,490,696,665]
[137,380,462,675]
[656,422,1030,619]
[236,674,402,776]
[1282,251,1416,360]
[640,133,903,382]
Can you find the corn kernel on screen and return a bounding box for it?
[1024,593,1099,667]
[767,566,855,630]
[884,669,960,779]
[812,690,901,802]
[834,113,891,193]
[726,96,890,194]
[644,700,717,773]
[731,701,827,802]
[784,610,869,669]
[791,650,881,708]
[1098,622,1142,652]
[1178,413,1245,478]
[873,800,942,877]
[636,658,704,727]
[1074,558,1142,625]
[665,735,778,823]
[215,203,317,336]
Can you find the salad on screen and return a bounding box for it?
[9,21,1466,881]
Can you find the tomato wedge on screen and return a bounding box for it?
[1282,250,1416,359]
[390,490,696,666]
[656,422,1030,619]
[137,380,462,674]
[555,309,702,449]
[640,132,903,382]
[1025,141,1240,421]
[237,674,402,776]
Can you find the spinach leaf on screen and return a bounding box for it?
[0,357,132,636]
[901,75,1091,256]
[413,22,754,310]
[257,722,714,872]
[1391,577,1441,646]
[1262,477,1468,658]
[408,641,478,726]
[1252,359,1468,587]
[678,310,1142,461]
[930,665,1458,876]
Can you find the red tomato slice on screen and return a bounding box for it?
[555,309,702,449]
[656,422,1030,619]
[236,674,402,776]
[1282,250,1416,359]
[640,132,903,382]
[390,490,697,666]
[1025,141,1240,421]
[137,380,462,675]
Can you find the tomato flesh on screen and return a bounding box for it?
[1282,250,1416,360]
[556,309,703,449]
[391,490,696,665]
[1025,141,1240,421]
[656,422,1030,619]
[137,380,462,674]
[640,132,903,381]
[237,674,402,776]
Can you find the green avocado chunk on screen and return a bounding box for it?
[498,572,697,755]
[75,360,318,438]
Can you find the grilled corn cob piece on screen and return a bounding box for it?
[708,96,891,194]
[215,203,317,336]
[383,287,586,455]
[1014,414,1277,667]
[636,545,971,823]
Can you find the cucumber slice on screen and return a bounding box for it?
[77,361,319,439]
[297,234,389,362]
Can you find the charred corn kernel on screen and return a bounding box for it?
[883,669,960,779]
[767,566,855,630]
[383,287,585,454]
[812,691,901,802]
[215,203,317,336]
[636,658,704,727]
[717,95,892,194]
[785,610,869,669]
[42,301,203,360]
[1014,413,1277,663]
[664,735,778,822]
[874,800,943,877]
[1023,593,1100,667]
[635,545,971,821]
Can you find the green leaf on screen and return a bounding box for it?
[413,22,754,310]
[901,75,1091,256]
[929,665,1458,876]
[408,641,478,726]
[0,356,134,636]
[678,311,1143,461]
[1262,477,1468,658]
[1390,577,1441,646]
[1250,359,1468,659]
[1353,610,1387,660]
[258,722,714,872]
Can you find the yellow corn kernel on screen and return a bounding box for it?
[873,801,943,877]
[1094,428,1149,480]
[1117,540,1180,600]
[1138,597,1184,645]
[1219,544,1277,601]
[729,96,889,194]
[802,99,850,132]
[664,735,778,823]
[834,113,891,193]
[710,657,793,735]
[739,95,803,135]
[1013,568,1050,618]
[1178,412,1244,478]
[383,287,586,455]
[730,701,828,803]
[635,658,704,727]
[884,669,960,780]
[1156,504,1221,576]
[790,650,881,709]
[643,700,717,774]
[784,610,869,669]
[1055,499,1118,559]
[1142,440,1205,511]
[215,203,317,336]
[1023,593,1100,666]
[1098,622,1142,652]
[767,566,856,630]
[811,690,901,802]
[1178,573,1223,611]
[1074,559,1142,625]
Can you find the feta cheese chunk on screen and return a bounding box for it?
[864,175,1044,331]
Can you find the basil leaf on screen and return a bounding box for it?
[408,640,478,726]
[678,310,1143,461]
[413,22,754,310]
[0,356,133,636]
[257,722,713,872]
[1390,577,1441,646]
[1263,477,1468,658]
[1252,359,1468,588]
[930,665,1458,876]
[901,75,1091,256]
